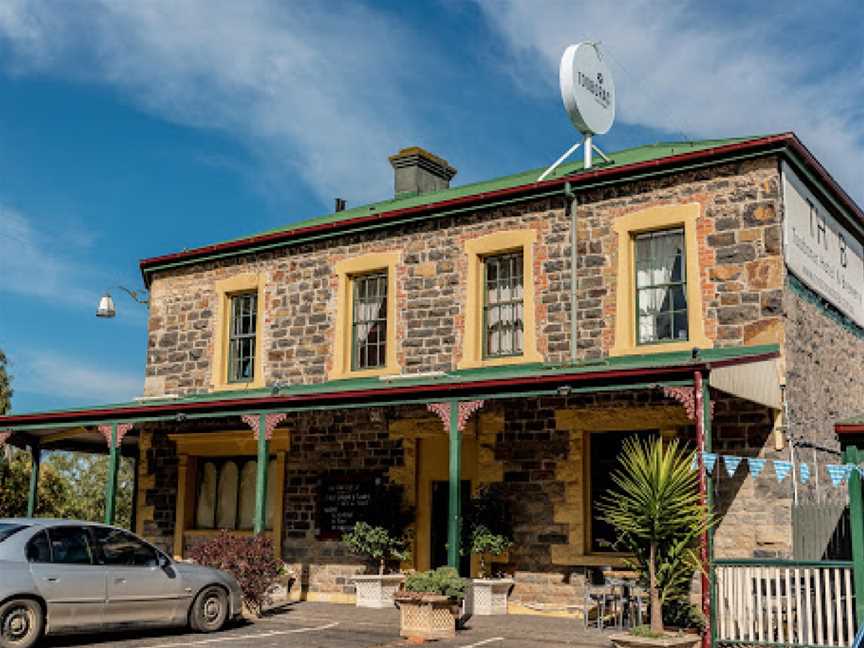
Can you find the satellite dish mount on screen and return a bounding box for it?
[538,42,615,182]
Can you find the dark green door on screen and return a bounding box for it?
[431,480,470,574]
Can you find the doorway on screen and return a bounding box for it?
[431,480,470,574]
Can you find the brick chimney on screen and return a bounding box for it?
[389,147,457,198]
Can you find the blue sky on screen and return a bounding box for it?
[0,1,862,413]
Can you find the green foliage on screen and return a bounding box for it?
[342,521,409,575]
[470,526,513,578]
[0,448,134,528]
[663,597,706,632]
[0,349,11,415]
[597,436,708,633]
[189,531,284,617]
[631,625,667,639]
[404,567,466,600]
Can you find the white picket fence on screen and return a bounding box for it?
[715,561,856,646]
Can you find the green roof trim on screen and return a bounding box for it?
[2,343,779,424]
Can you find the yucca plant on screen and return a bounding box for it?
[597,436,708,634]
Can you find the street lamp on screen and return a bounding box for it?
[96,286,149,318]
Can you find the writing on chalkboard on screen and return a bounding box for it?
[317,474,378,538]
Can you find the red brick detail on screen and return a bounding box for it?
[97,423,134,448]
[426,400,484,433]
[662,386,715,421]
[240,413,287,441]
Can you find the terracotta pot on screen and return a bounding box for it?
[351,574,405,609]
[394,593,459,641]
[609,631,701,648]
[469,578,514,616]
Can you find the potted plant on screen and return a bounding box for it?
[465,486,514,615]
[394,567,466,641]
[343,521,410,608]
[342,483,413,608]
[598,436,708,648]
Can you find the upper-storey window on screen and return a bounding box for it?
[483,251,524,357]
[635,229,687,345]
[228,292,257,383]
[352,271,388,370]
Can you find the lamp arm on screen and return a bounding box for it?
[113,286,150,305]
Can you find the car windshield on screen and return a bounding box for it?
[0,523,27,542]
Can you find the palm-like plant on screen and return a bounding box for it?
[597,436,708,634]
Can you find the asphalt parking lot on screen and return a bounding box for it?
[39,602,614,648]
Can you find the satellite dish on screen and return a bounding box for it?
[559,42,615,136]
[538,41,615,181]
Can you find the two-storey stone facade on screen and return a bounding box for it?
[4,133,863,612]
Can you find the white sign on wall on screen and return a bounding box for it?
[782,160,864,327]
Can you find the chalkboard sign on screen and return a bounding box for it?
[317,473,379,539]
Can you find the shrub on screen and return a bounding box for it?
[404,567,466,600]
[188,531,284,616]
[470,525,512,578]
[342,521,410,575]
[663,597,706,633]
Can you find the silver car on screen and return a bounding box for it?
[0,519,242,648]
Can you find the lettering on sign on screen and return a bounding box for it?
[782,161,864,328]
[316,473,379,539]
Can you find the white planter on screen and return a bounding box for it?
[470,578,514,615]
[351,574,405,608]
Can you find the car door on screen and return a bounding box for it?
[91,526,184,627]
[28,525,107,632]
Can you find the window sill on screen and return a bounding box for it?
[210,378,265,392]
[609,334,711,358]
[457,350,543,370]
[328,364,401,381]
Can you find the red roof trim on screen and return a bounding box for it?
[836,424,864,435]
[140,134,825,278]
[0,350,778,428]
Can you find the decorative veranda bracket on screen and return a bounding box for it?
[427,400,484,433]
[240,413,287,440]
[661,386,714,421]
[0,430,10,447]
[97,423,134,448]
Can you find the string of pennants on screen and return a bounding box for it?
[690,452,861,488]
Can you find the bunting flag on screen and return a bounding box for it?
[723,455,742,477]
[773,460,793,483]
[703,453,717,474]
[799,463,810,485]
[827,464,853,487]
[748,458,766,479]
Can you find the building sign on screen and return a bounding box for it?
[317,473,377,538]
[782,161,864,327]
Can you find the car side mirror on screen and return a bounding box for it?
[158,553,171,568]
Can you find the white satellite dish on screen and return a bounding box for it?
[538,41,615,181]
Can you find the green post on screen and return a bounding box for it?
[254,414,269,535]
[104,423,119,525]
[27,443,40,517]
[844,445,864,625]
[703,379,717,648]
[447,399,462,571]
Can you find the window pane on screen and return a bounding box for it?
[352,271,388,370]
[228,292,257,383]
[92,527,157,567]
[26,531,51,563]
[635,229,687,344]
[483,252,524,357]
[48,526,93,565]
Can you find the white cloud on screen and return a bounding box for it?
[477,1,864,204]
[0,204,93,304]
[0,1,430,206]
[11,350,142,404]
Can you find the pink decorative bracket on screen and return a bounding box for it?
[427,400,484,433]
[662,386,714,421]
[0,431,10,447]
[240,413,287,441]
[97,424,134,448]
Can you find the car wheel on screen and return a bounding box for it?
[189,586,229,633]
[0,598,43,648]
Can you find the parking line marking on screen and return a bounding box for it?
[139,622,338,648]
[460,638,505,647]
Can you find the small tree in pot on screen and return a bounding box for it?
[342,484,413,608]
[464,486,514,615]
[598,436,709,648]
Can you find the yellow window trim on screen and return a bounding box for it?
[459,229,542,370]
[329,251,401,380]
[211,273,266,391]
[610,203,712,356]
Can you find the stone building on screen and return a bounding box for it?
[3,133,863,609]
